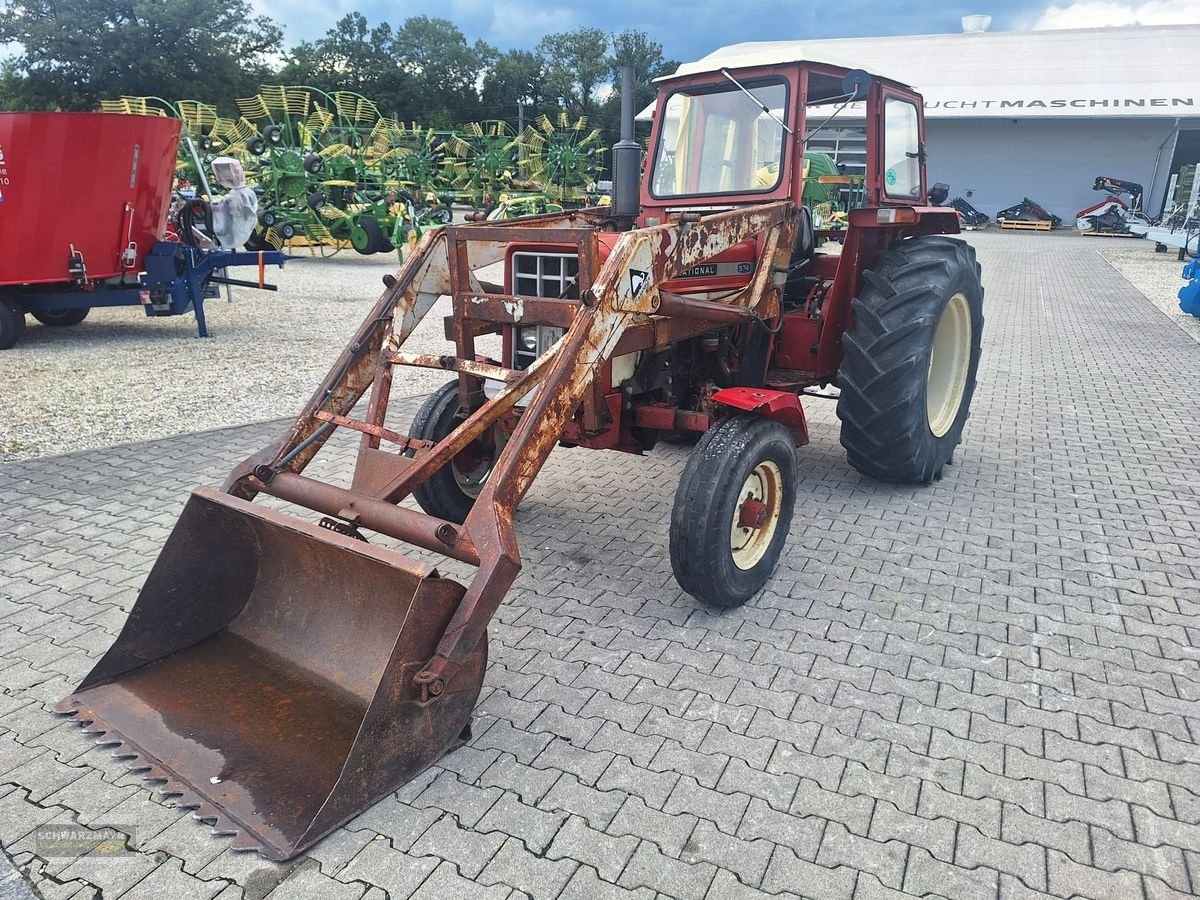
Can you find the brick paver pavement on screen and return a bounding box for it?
[1,231,1197,899]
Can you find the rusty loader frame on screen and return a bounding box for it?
[58,202,796,860]
[232,202,795,699]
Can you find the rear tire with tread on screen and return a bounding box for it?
[670,415,797,608]
[836,235,984,484]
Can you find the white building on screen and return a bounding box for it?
[653,22,1200,220]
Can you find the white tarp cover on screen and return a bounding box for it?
[209,157,258,249]
[645,24,1200,120]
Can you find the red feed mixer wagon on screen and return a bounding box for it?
[0,111,286,349]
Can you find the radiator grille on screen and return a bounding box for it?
[512,251,579,300]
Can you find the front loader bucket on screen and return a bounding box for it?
[56,487,487,860]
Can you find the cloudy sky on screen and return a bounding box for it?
[254,0,1200,57]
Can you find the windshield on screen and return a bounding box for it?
[650,79,788,198]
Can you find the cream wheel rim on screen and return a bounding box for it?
[452,458,492,499]
[730,460,784,571]
[926,292,972,438]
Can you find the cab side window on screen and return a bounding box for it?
[883,98,921,200]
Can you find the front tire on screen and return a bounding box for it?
[0,298,26,350]
[836,235,984,484]
[409,381,498,524]
[32,307,90,327]
[670,415,797,608]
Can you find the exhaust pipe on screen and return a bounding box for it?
[611,64,641,222]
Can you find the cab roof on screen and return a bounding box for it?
[656,42,914,92]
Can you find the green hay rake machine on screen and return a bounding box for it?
[521,112,605,204]
[100,84,616,255]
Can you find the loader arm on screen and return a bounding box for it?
[223,208,609,494]
[417,202,796,694]
[235,200,794,694]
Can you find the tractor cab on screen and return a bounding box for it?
[639,60,931,228]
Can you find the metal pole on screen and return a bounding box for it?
[1148,118,1180,218]
[620,66,634,142]
[517,102,526,179]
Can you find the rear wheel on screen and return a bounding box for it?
[669,415,797,608]
[0,298,26,350]
[409,381,498,524]
[32,307,90,327]
[836,235,984,484]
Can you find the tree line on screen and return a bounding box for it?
[0,0,676,148]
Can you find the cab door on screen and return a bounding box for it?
[876,89,926,205]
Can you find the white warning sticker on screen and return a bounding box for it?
[629,268,649,298]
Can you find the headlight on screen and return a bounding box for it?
[517,328,538,351]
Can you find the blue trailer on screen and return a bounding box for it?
[1,241,289,349]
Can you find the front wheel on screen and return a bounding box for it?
[670,415,797,608]
[409,381,499,524]
[836,235,984,484]
[31,307,90,327]
[0,298,26,350]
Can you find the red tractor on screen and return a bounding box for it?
[60,57,984,860]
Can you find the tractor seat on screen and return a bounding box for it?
[793,206,815,270]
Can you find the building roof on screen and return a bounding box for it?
[659,24,1200,119]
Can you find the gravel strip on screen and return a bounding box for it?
[1096,237,1200,344]
[0,250,499,462]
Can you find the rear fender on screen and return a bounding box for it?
[712,387,809,446]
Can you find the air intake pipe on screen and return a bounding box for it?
[611,64,641,222]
